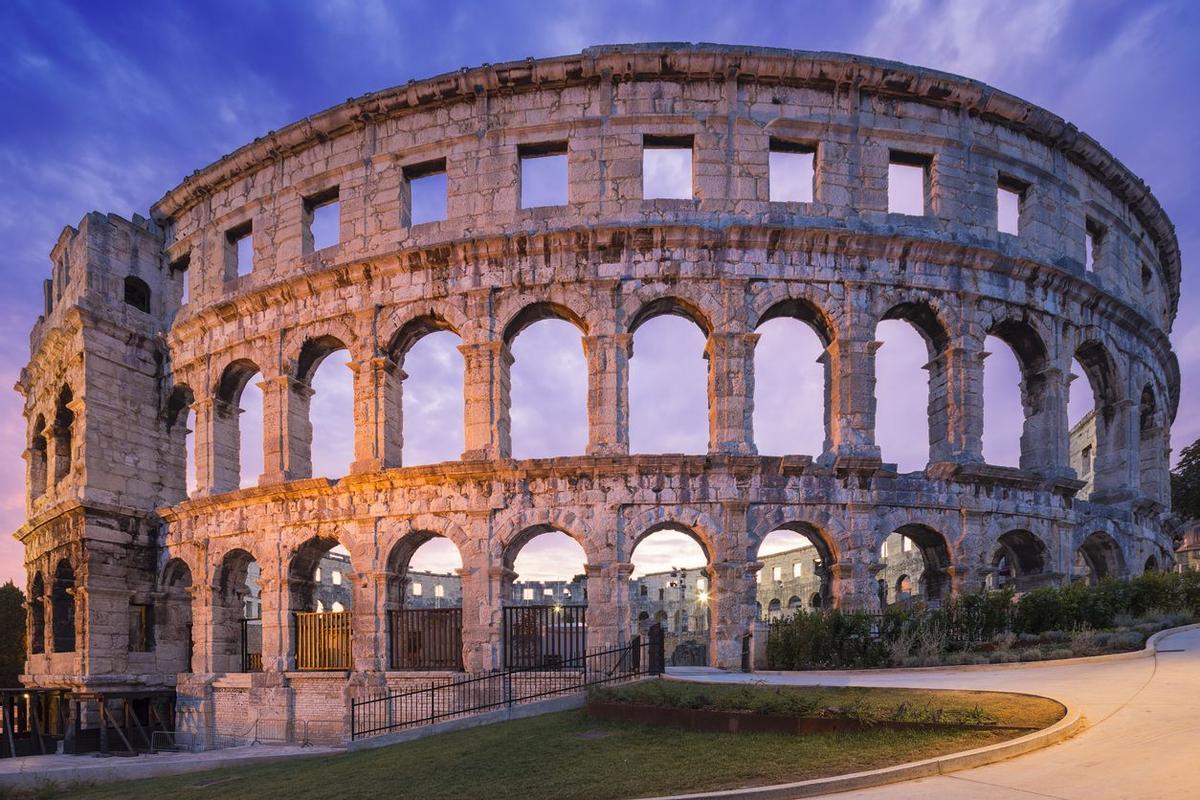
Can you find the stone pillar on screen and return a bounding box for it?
[259,375,313,485]
[189,582,216,674]
[822,336,883,465]
[459,341,512,461]
[1092,398,1137,503]
[583,561,634,651]
[930,342,985,466]
[582,334,631,456]
[710,561,756,669]
[706,332,759,455]
[352,571,389,672]
[192,399,239,495]
[460,563,508,672]
[349,357,404,474]
[1022,365,1071,477]
[258,573,289,672]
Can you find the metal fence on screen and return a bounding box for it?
[1,688,67,758]
[503,604,586,669]
[295,611,353,671]
[390,608,463,670]
[351,624,664,741]
[241,618,263,672]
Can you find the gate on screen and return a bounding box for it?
[503,605,586,669]
[389,608,463,670]
[294,611,353,671]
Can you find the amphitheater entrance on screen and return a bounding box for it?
[502,528,588,669]
[1075,532,1126,585]
[877,524,952,608]
[288,537,354,671]
[629,526,712,667]
[214,549,260,673]
[756,525,835,620]
[386,532,464,670]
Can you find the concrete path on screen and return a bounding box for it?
[669,627,1200,799]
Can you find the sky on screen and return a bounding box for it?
[1,0,1197,586]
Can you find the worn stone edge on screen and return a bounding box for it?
[634,699,1084,800]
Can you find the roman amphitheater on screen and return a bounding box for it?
[14,44,1181,746]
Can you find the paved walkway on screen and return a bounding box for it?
[670,626,1200,799]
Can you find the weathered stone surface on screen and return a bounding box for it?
[12,45,1182,744]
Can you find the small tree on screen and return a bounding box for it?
[1171,437,1200,521]
[0,581,26,687]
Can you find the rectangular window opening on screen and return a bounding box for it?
[887,151,931,216]
[1141,263,1154,290]
[769,139,816,203]
[129,603,154,653]
[1085,218,1105,272]
[519,142,568,209]
[643,135,694,200]
[171,254,191,306]
[304,187,340,253]
[225,221,253,278]
[997,176,1026,236]
[404,159,448,226]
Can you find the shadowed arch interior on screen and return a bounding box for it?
[628,296,713,336]
[502,301,588,345]
[29,572,45,654]
[51,559,75,653]
[1076,531,1125,583]
[892,524,952,600]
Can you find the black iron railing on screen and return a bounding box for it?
[390,608,463,670]
[351,624,664,741]
[502,604,586,669]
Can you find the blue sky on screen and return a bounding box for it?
[1,0,1197,585]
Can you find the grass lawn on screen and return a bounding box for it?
[26,687,1064,800]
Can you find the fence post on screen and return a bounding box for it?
[648,624,664,675]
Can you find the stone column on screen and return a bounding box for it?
[706,332,759,455]
[259,375,313,485]
[459,341,512,461]
[352,570,389,672]
[710,561,757,669]
[1092,398,1137,504]
[583,561,634,651]
[349,356,404,474]
[191,398,240,495]
[258,573,289,672]
[582,334,632,456]
[460,564,509,672]
[1022,365,1071,477]
[930,342,985,466]
[822,336,883,465]
[188,582,215,674]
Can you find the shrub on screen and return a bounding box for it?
[765,609,890,669]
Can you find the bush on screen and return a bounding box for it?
[765,608,890,669]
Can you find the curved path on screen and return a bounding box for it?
[669,626,1200,799]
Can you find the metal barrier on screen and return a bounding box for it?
[241,618,263,672]
[351,624,664,741]
[295,611,353,671]
[389,608,463,670]
[503,604,586,669]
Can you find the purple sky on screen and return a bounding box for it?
[2,1,1196,585]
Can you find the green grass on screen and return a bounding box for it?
[14,685,1064,800]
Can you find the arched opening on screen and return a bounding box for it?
[1139,385,1165,502]
[506,309,587,459]
[809,593,822,609]
[160,560,194,674]
[289,537,354,671]
[1075,532,1125,584]
[52,386,74,485]
[215,360,264,490]
[753,300,833,457]
[756,525,836,615]
[51,559,75,653]
[1144,555,1160,573]
[503,528,588,669]
[986,320,1049,471]
[165,385,195,500]
[29,573,45,655]
[767,598,782,617]
[875,303,948,472]
[629,300,710,454]
[879,524,952,606]
[988,530,1047,591]
[123,275,151,312]
[298,336,354,479]
[214,549,260,672]
[1069,342,1120,500]
[630,526,711,666]
[389,316,464,465]
[386,533,464,669]
[29,416,48,499]
[787,596,802,610]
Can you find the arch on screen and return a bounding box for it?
[29,572,45,655]
[165,385,195,431]
[502,301,588,345]
[51,559,75,653]
[213,547,260,672]
[891,523,953,601]
[385,529,464,609]
[895,574,913,601]
[160,558,194,674]
[880,300,950,355]
[1144,555,1159,573]
[787,595,802,610]
[295,334,349,385]
[874,303,944,471]
[1073,340,1121,410]
[767,598,782,616]
[123,275,151,312]
[753,310,830,457]
[755,297,834,347]
[496,506,596,565]
[287,535,350,611]
[991,529,1047,589]
[501,524,591,573]
[215,359,262,406]
[628,296,714,336]
[52,385,74,484]
[509,314,588,459]
[625,507,723,565]
[30,415,48,499]
[755,522,837,608]
[985,318,1050,469]
[1076,531,1126,584]
[809,593,822,609]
